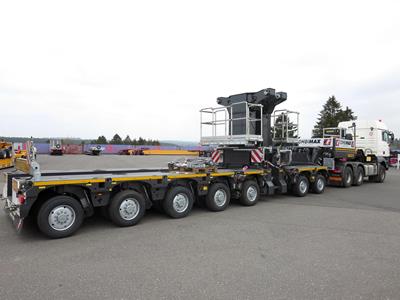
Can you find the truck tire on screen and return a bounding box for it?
[108,190,146,227]
[353,166,364,186]
[342,167,353,188]
[0,150,5,159]
[163,186,194,218]
[311,174,326,194]
[373,164,386,183]
[5,149,11,158]
[205,182,231,211]
[37,195,84,239]
[239,180,260,206]
[293,175,309,197]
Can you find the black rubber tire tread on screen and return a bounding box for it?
[311,174,326,194]
[163,186,194,218]
[108,190,146,227]
[205,182,231,212]
[293,175,309,197]
[353,166,364,186]
[374,164,386,183]
[342,167,353,188]
[239,180,260,206]
[37,195,84,239]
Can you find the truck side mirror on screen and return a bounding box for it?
[389,132,395,143]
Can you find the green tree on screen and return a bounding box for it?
[110,134,123,144]
[93,135,108,144]
[123,135,132,145]
[138,137,145,145]
[312,96,356,137]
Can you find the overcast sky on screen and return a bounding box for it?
[1,0,399,142]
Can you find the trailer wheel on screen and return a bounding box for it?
[293,175,309,197]
[108,190,146,227]
[311,174,326,194]
[353,166,364,186]
[205,183,231,211]
[342,167,353,188]
[163,186,194,218]
[373,164,386,183]
[37,195,84,239]
[239,180,260,206]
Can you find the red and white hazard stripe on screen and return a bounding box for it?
[211,150,222,163]
[251,148,264,163]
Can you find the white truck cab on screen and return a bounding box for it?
[338,120,393,158]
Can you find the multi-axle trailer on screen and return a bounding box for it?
[3,152,328,238]
[1,88,392,238]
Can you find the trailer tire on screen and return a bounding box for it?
[205,183,231,211]
[239,180,260,206]
[108,190,146,227]
[163,186,194,218]
[373,164,386,183]
[37,195,84,239]
[293,175,309,197]
[342,167,353,188]
[353,166,364,186]
[311,174,326,194]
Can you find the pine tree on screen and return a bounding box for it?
[312,96,356,137]
[93,135,108,144]
[110,134,123,144]
[123,135,132,145]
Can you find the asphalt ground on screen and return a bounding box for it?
[1,155,400,299]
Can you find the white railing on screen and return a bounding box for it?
[200,101,263,146]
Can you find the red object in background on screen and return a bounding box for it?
[63,144,83,154]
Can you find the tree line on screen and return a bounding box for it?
[312,95,356,137]
[92,134,160,146]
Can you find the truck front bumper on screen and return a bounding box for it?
[2,197,24,232]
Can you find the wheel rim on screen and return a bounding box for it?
[48,205,76,231]
[381,170,385,180]
[214,189,227,207]
[316,178,324,191]
[299,180,308,194]
[247,186,257,202]
[358,171,363,183]
[346,172,352,184]
[173,193,189,213]
[119,198,140,220]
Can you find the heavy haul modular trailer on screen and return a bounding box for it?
[2,162,328,238]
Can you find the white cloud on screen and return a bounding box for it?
[1,0,400,140]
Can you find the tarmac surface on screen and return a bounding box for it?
[1,155,400,299]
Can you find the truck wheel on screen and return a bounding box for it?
[0,150,5,159]
[239,180,260,206]
[374,165,386,183]
[37,195,84,239]
[163,186,194,218]
[342,167,353,188]
[293,175,309,197]
[353,166,364,186]
[205,182,231,211]
[109,190,146,226]
[311,174,326,194]
[5,149,11,158]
